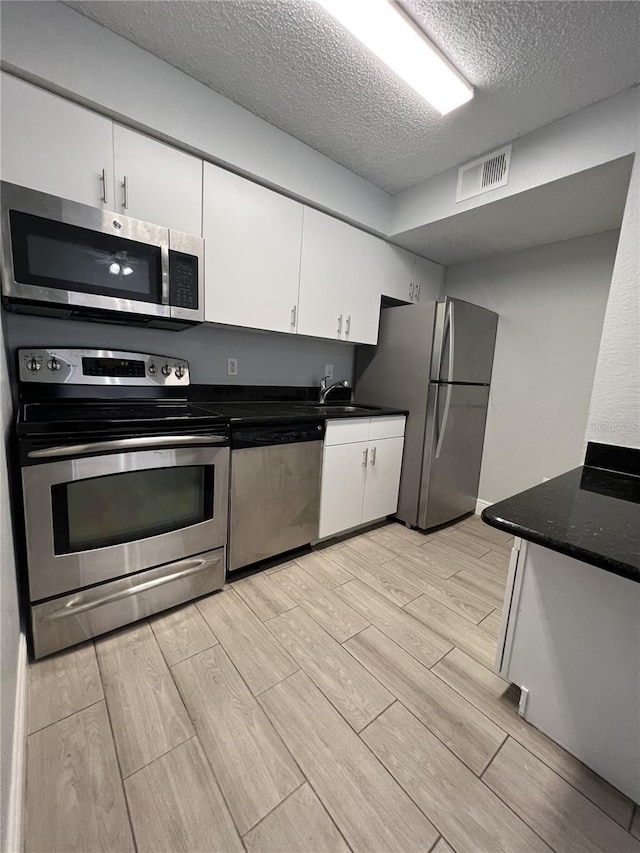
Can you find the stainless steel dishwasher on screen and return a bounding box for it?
[229,421,325,572]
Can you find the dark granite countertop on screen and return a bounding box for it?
[482,444,640,584]
[194,400,407,425]
[188,384,407,425]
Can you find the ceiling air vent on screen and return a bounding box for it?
[455,145,512,203]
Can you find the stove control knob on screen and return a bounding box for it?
[175,365,185,380]
[26,358,41,372]
[47,358,61,372]
[148,364,157,376]
[161,364,172,377]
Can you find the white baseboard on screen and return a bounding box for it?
[5,632,27,853]
[475,498,493,515]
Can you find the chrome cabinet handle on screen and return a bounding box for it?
[362,448,368,467]
[42,556,218,621]
[409,283,414,300]
[100,168,108,204]
[291,305,297,327]
[414,282,420,301]
[371,446,377,466]
[337,314,343,335]
[28,434,228,459]
[122,175,129,209]
[345,315,351,336]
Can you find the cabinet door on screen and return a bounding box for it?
[203,163,303,333]
[113,125,202,234]
[343,232,386,344]
[382,245,416,303]
[413,255,444,303]
[362,437,405,524]
[1,73,113,208]
[319,441,368,539]
[298,207,383,344]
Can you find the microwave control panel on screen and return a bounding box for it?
[169,250,199,311]
[18,349,190,386]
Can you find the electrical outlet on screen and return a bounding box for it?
[324,364,334,380]
[227,358,238,377]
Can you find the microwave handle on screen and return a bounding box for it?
[161,244,170,306]
[28,434,228,459]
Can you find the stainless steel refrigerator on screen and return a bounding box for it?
[355,298,498,530]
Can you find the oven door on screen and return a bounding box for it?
[1,181,171,320]
[22,441,229,601]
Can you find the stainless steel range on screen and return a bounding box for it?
[16,348,229,658]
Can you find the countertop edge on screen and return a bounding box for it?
[481,507,639,585]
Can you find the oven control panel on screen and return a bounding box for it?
[18,349,190,386]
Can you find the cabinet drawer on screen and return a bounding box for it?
[368,415,406,441]
[325,418,371,446]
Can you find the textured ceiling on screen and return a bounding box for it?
[64,1,640,193]
[395,156,633,264]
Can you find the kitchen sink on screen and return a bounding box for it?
[294,403,380,414]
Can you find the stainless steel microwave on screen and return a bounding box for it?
[0,181,204,328]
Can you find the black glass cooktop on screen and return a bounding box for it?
[18,401,227,437]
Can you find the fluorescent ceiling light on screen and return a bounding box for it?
[317,0,473,115]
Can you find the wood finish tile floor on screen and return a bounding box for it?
[25,517,640,853]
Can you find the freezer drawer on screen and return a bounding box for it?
[31,547,225,658]
[230,441,323,571]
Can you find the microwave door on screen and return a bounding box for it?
[1,181,172,320]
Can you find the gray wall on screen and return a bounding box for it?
[3,313,355,388]
[444,230,619,504]
[0,316,21,853]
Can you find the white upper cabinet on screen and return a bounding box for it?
[113,125,202,234]
[203,163,304,333]
[382,245,417,303]
[297,207,384,345]
[413,255,444,303]
[1,73,114,208]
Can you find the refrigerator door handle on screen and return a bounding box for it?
[435,382,453,459]
[448,300,456,382]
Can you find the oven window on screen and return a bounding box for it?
[51,466,214,554]
[10,211,162,303]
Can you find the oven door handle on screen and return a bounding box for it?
[28,434,228,459]
[41,556,218,621]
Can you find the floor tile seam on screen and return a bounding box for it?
[232,582,298,623]
[195,588,302,686]
[348,643,506,779]
[429,650,636,829]
[256,682,437,847]
[441,576,505,613]
[482,737,640,841]
[324,554,426,608]
[148,615,220,669]
[401,590,499,644]
[26,695,105,737]
[170,650,306,843]
[295,553,358,590]
[90,654,139,852]
[397,576,496,625]
[359,700,552,852]
[260,615,396,731]
[337,600,456,670]
[239,779,307,841]
[268,575,372,643]
[331,539,400,568]
[97,624,199,776]
[157,637,220,669]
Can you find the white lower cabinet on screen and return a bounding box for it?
[319,416,405,539]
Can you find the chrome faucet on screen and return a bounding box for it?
[319,376,351,404]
